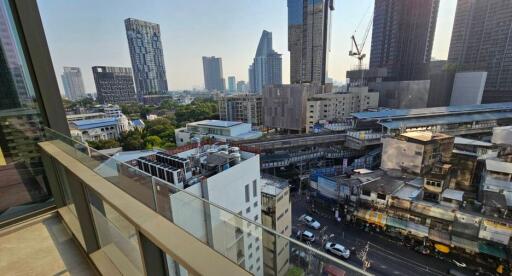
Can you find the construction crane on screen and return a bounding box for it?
[349,14,372,86]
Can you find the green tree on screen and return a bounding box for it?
[86,139,120,150]
[120,129,145,150]
[144,135,162,149]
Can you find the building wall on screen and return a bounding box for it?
[125,18,168,100]
[203,56,225,91]
[263,84,308,131]
[218,94,263,126]
[305,87,379,132]
[205,155,263,275]
[287,0,333,85]
[381,137,425,174]
[92,66,137,104]
[370,0,439,81]
[448,0,512,102]
[61,67,86,101]
[371,80,430,109]
[450,72,487,106]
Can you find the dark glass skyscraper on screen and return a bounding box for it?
[202,56,225,91]
[92,66,137,104]
[287,0,334,85]
[369,0,439,81]
[248,30,282,93]
[448,0,512,103]
[125,18,168,102]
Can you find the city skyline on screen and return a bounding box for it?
[38,0,456,94]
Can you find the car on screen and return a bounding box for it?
[324,242,350,259]
[296,230,315,243]
[303,215,321,229]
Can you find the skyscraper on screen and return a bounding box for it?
[202,56,225,91]
[61,67,86,101]
[448,0,512,103]
[227,76,236,92]
[125,18,168,102]
[92,66,137,104]
[287,0,334,85]
[369,0,439,81]
[248,30,282,93]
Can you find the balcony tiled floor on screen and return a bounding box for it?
[0,213,97,276]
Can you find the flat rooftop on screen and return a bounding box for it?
[190,120,243,128]
[261,174,289,196]
[352,102,512,120]
[400,131,451,142]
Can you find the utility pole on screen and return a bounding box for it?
[358,242,371,271]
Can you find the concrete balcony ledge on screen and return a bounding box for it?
[39,140,251,276]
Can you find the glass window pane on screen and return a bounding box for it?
[0,0,52,223]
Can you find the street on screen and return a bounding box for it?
[291,195,471,276]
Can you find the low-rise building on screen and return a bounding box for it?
[305,87,378,133]
[260,175,291,276]
[218,94,263,126]
[381,131,454,175]
[129,144,264,275]
[70,117,121,142]
[175,120,262,146]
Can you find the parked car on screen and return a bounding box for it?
[296,230,316,243]
[302,215,321,229]
[324,242,350,259]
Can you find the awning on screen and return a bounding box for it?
[386,216,408,230]
[452,235,478,252]
[355,210,386,227]
[478,242,507,259]
[434,243,450,254]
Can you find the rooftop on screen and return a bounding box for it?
[190,120,243,128]
[261,174,289,196]
[361,176,405,195]
[352,102,512,120]
[442,189,465,202]
[378,111,512,130]
[454,137,493,147]
[400,131,451,142]
[71,117,118,130]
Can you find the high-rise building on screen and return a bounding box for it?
[287,0,334,85]
[237,80,248,92]
[227,76,236,92]
[202,56,225,91]
[369,0,439,81]
[448,0,512,103]
[61,67,86,101]
[92,66,137,104]
[125,18,168,101]
[248,30,282,93]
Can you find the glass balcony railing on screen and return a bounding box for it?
[43,127,370,276]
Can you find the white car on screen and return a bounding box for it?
[303,215,321,229]
[324,242,350,259]
[296,230,316,243]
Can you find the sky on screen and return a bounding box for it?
[37,0,457,93]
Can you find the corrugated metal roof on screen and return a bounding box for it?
[352,102,512,120]
[379,111,512,130]
[71,117,118,130]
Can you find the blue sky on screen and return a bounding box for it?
[38,0,456,93]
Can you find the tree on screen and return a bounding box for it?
[120,129,145,150]
[144,135,162,149]
[86,139,120,150]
